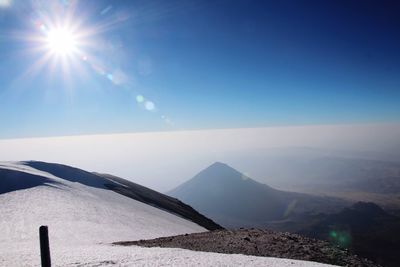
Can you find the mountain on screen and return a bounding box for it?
[298,202,400,267]
[0,161,332,267]
[168,162,348,228]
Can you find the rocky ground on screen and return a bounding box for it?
[114,229,380,267]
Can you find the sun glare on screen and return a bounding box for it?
[46,28,77,55]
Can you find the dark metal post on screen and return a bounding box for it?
[39,225,51,267]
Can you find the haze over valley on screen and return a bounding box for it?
[1,123,399,192]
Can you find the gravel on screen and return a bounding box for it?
[114,228,380,267]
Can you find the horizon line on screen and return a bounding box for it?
[1,121,400,141]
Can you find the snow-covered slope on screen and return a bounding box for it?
[0,162,205,244]
[20,161,222,230]
[0,161,205,265]
[1,244,337,267]
[0,161,336,266]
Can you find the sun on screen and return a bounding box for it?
[46,27,78,56]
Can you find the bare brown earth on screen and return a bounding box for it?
[114,229,379,267]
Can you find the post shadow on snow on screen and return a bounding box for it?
[0,169,61,194]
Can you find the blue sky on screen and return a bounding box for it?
[0,0,399,138]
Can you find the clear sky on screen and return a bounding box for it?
[0,0,399,139]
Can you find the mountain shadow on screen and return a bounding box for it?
[0,168,60,194]
[168,162,348,228]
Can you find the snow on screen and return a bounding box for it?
[0,162,205,246]
[0,162,337,266]
[1,244,337,267]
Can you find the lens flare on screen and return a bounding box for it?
[136,95,144,103]
[328,229,351,248]
[0,0,12,8]
[145,101,155,111]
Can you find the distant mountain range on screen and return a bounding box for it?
[168,162,348,228]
